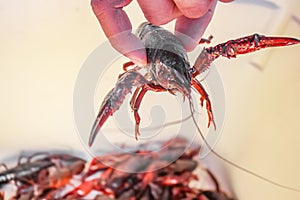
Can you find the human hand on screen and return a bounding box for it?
[91,0,233,66]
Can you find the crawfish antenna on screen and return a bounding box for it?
[187,96,300,193]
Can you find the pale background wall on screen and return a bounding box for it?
[0,0,300,199]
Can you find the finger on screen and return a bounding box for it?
[109,33,147,66]
[173,0,215,18]
[137,0,181,25]
[175,0,217,51]
[91,0,147,65]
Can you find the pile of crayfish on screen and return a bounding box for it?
[0,138,234,200]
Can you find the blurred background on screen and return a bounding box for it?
[0,0,300,199]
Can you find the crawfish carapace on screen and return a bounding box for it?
[89,22,300,146]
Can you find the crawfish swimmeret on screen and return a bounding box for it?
[89,22,300,146]
[0,138,235,200]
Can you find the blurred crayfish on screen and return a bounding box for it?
[0,153,85,200]
[0,138,234,200]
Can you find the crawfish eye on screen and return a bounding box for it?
[188,68,195,74]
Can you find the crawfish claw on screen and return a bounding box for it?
[89,71,147,146]
[89,93,114,146]
[211,34,300,59]
[258,35,300,47]
[207,113,216,130]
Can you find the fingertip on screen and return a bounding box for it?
[184,42,197,52]
[91,0,147,65]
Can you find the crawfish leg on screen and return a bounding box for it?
[130,86,146,140]
[199,35,213,44]
[191,78,216,129]
[129,87,142,109]
[123,61,135,71]
[89,71,147,146]
[129,84,167,140]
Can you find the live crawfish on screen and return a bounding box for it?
[0,153,85,200]
[89,22,300,146]
[63,137,235,200]
[0,138,234,200]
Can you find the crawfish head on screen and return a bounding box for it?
[138,22,192,96]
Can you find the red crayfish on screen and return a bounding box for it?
[60,137,235,200]
[89,22,300,146]
[0,153,85,200]
[0,138,235,200]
